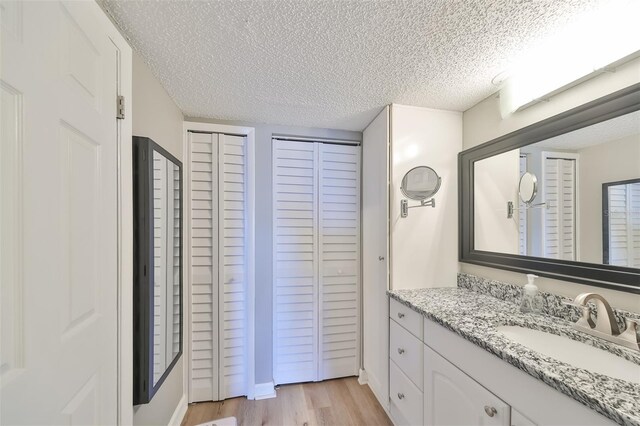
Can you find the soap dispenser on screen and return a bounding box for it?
[520,274,543,314]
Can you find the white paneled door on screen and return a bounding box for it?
[188,132,249,402]
[1,1,122,424]
[273,139,361,385]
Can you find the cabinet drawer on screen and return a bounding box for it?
[390,360,423,426]
[390,319,423,390]
[390,298,423,339]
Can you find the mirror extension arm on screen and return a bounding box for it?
[401,198,436,218]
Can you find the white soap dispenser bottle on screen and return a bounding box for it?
[520,274,542,314]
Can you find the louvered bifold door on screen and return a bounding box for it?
[544,157,576,261]
[608,182,640,267]
[189,132,249,402]
[318,143,361,380]
[273,140,319,385]
[189,132,219,402]
[219,134,248,398]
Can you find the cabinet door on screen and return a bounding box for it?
[511,409,537,426]
[424,345,510,426]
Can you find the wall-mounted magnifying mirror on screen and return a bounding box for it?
[400,166,442,218]
[518,172,538,205]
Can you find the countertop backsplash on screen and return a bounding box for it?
[457,273,640,339]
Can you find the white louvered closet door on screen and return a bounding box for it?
[543,156,577,260]
[273,139,360,385]
[219,134,248,398]
[188,132,248,403]
[273,140,319,384]
[318,143,361,380]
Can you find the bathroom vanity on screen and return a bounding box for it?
[386,280,640,426]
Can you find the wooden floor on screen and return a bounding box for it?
[181,377,392,426]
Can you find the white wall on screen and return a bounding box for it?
[473,150,520,254]
[390,104,462,289]
[184,116,362,386]
[132,51,186,426]
[578,135,640,264]
[462,56,640,312]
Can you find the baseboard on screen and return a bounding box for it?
[253,381,277,400]
[168,394,188,426]
[357,368,368,385]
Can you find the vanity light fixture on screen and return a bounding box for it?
[499,0,640,117]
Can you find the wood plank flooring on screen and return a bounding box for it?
[181,377,392,426]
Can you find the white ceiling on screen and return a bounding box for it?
[101,0,608,131]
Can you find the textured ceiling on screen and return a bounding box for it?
[101,0,608,131]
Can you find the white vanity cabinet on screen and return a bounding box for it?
[388,298,616,426]
[423,316,615,426]
[424,345,510,426]
[389,299,424,425]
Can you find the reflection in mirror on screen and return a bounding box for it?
[133,136,183,405]
[603,178,640,267]
[152,152,182,386]
[401,166,441,200]
[474,109,640,268]
[519,172,538,204]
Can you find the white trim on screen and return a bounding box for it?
[168,394,188,426]
[272,134,360,146]
[98,0,135,423]
[358,368,368,385]
[253,382,277,400]
[182,121,256,402]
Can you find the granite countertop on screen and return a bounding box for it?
[388,287,640,426]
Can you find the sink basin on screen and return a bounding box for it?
[496,325,640,384]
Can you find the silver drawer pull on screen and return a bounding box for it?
[484,406,497,417]
[378,256,385,261]
[397,348,405,355]
[397,392,405,400]
[397,312,405,319]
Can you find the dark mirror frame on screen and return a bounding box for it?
[132,136,184,405]
[459,83,640,294]
[602,177,640,266]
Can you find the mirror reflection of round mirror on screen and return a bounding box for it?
[401,166,442,201]
[519,172,538,204]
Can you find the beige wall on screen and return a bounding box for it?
[390,104,462,289]
[473,150,520,254]
[579,135,640,264]
[132,51,185,425]
[462,57,640,312]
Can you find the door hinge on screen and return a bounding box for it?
[116,95,125,120]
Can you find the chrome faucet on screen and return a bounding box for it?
[568,293,639,351]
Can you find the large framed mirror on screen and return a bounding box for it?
[132,136,183,404]
[459,83,640,293]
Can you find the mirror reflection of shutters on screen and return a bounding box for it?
[608,182,640,267]
[544,156,576,261]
